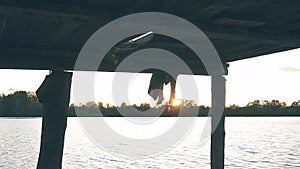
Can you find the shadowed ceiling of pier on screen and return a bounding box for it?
[0,0,299,74]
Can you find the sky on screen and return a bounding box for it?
[0,48,299,107]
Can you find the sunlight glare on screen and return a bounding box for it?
[171,99,182,106]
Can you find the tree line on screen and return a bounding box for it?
[1,91,300,117]
[0,91,42,117]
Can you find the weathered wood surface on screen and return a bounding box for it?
[0,0,299,74]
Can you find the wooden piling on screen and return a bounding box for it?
[36,70,72,169]
[211,76,226,169]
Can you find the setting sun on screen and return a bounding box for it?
[171,99,182,106]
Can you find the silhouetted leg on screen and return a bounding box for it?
[148,71,165,104]
[148,70,177,105]
[169,80,176,105]
[36,70,72,169]
[211,76,226,169]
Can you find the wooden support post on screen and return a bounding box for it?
[211,76,226,169]
[36,70,72,169]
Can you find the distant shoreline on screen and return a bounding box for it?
[1,114,300,118]
[1,90,300,117]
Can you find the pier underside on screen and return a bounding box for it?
[0,0,299,74]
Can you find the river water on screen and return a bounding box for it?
[0,117,300,169]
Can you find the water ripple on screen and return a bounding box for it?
[0,117,299,168]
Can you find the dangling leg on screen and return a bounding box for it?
[148,71,165,104]
[168,80,176,105]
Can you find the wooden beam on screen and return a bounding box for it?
[0,46,229,75]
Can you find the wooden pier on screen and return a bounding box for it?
[0,1,299,168]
